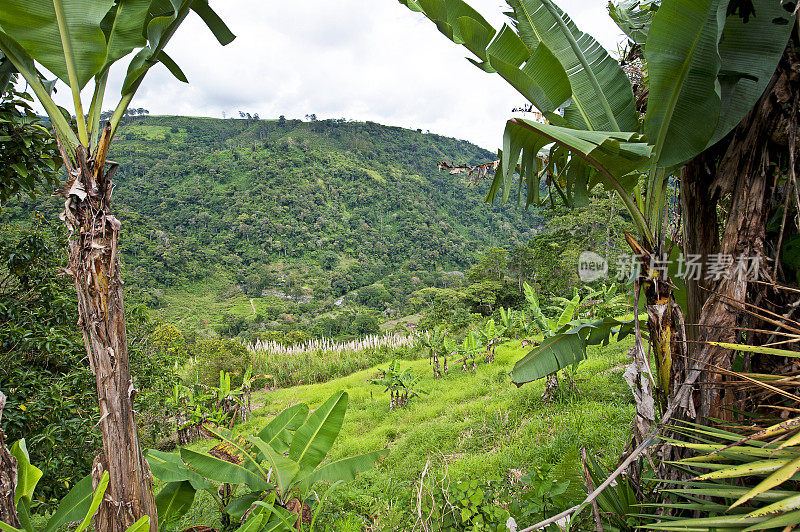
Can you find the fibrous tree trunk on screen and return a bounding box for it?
[692,47,796,422]
[0,392,20,529]
[673,44,799,424]
[57,124,157,532]
[680,153,719,342]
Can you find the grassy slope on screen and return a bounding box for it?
[177,337,635,530]
[152,271,292,334]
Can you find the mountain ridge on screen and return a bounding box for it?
[3,115,544,334]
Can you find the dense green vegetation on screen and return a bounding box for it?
[4,0,794,522]
[3,116,633,344]
[171,337,635,531]
[0,221,179,507]
[0,110,636,523]
[2,115,553,333]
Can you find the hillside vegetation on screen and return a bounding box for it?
[176,338,635,531]
[2,115,547,334]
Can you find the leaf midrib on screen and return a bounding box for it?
[516,0,617,131]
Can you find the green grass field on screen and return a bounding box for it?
[169,336,635,530]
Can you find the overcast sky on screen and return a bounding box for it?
[43,0,625,151]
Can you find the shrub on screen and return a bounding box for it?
[0,222,99,508]
[186,336,251,386]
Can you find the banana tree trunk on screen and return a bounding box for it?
[624,233,689,415]
[57,124,157,532]
[690,46,794,422]
[667,45,798,424]
[679,154,719,342]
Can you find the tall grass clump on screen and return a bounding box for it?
[249,333,419,386]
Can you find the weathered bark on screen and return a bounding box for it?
[680,154,720,342]
[57,124,157,532]
[683,45,799,423]
[0,392,20,529]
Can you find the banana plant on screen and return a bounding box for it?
[523,282,580,336]
[582,283,631,319]
[398,0,793,409]
[510,282,635,385]
[146,391,387,531]
[0,439,150,532]
[0,3,235,530]
[454,330,483,371]
[370,360,426,409]
[475,318,507,362]
[498,307,519,337]
[420,327,450,377]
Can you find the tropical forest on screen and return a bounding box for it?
[0,0,799,530]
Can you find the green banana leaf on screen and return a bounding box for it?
[608,0,658,45]
[644,0,724,167]
[41,475,95,532]
[486,25,571,115]
[564,317,637,346]
[124,516,150,532]
[100,0,150,67]
[144,449,211,491]
[154,481,196,526]
[73,471,108,532]
[707,0,794,147]
[203,425,271,482]
[0,0,112,88]
[493,119,651,225]
[0,521,22,532]
[251,501,297,531]
[289,391,348,473]
[225,493,262,520]
[256,402,309,454]
[180,448,271,492]
[9,440,41,506]
[249,437,299,498]
[120,0,195,94]
[191,0,236,46]
[297,449,388,490]
[233,513,264,532]
[506,0,638,131]
[510,332,587,385]
[404,0,496,67]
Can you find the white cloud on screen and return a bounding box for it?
[35,0,626,151]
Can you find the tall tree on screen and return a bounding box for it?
[0,2,234,530]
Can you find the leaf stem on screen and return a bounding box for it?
[0,36,79,156]
[109,3,193,139]
[87,68,109,150]
[52,0,88,146]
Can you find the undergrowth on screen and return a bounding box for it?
[166,336,634,531]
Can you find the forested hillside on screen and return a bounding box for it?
[3,115,548,334]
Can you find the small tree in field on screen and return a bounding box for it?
[0,2,234,530]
